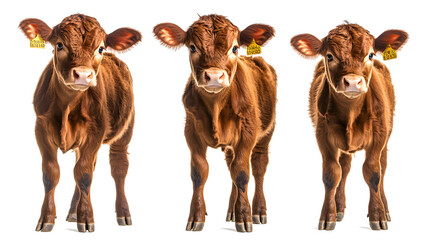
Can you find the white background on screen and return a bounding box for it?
[1,0,427,239]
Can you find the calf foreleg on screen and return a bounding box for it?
[185,121,208,231]
[35,122,59,232]
[318,140,341,230]
[363,144,388,230]
[335,153,352,221]
[229,145,253,232]
[74,144,100,232]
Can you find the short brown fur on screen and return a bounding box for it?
[19,14,141,232]
[154,15,276,232]
[291,23,407,230]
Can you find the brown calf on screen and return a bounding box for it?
[19,14,141,232]
[154,14,276,232]
[291,23,407,230]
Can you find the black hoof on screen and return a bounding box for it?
[252,215,267,224]
[117,216,132,226]
[370,221,388,230]
[386,213,391,222]
[235,222,252,232]
[36,222,54,232]
[77,223,95,232]
[318,220,336,230]
[226,212,235,222]
[186,221,204,231]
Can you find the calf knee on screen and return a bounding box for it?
[77,173,92,195]
[235,171,249,193]
[369,173,380,192]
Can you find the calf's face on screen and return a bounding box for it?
[19,14,141,91]
[291,24,407,99]
[154,15,274,94]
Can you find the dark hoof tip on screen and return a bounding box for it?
[260,215,267,224]
[370,221,388,230]
[252,215,267,224]
[186,221,204,231]
[381,221,388,230]
[252,215,260,224]
[66,213,77,222]
[386,213,391,222]
[226,213,235,222]
[117,216,132,226]
[318,221,336,230]
[336,212,344,222]
[77,223,95,232]
[235,222,252,232]
[36,222,54,232]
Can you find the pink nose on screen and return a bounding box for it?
[204,70,225,86]
[343,75,363,92]
[72,68,94,86]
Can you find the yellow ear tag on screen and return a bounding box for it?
[247,39,261,55]
[30,34,45,49]
[382,44,397,60]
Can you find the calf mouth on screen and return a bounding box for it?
[342,91,362,99]
[201,83,225,94]
[68,84,90,91]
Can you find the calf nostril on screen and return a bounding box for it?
[343,78,350,87]
[88,71,93,80]
[204,72,210,82]
[73,69,80,79]
[357,79,362,85]
[219,72,225,80]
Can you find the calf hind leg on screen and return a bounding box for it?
[109,123,134,226]
[250,129,274,225]
[225,146,237,222]
[67,150,81,222]
[66,186,80,222]
[380,148,391,221]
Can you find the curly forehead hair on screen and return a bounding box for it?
[322,23,374,60]
[187,14,239,53]
[49,14,106,57]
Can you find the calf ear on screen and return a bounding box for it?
[290,34,322,58]
[375,30,408,52]
[106,28,142,51]
[19,18,52,41]
[240,24,275,47]
[153,23,186,49]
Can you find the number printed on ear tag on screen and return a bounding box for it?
[247,39,261,55]
[30,34,45,49]
[382,44,397,60]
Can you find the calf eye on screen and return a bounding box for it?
[369,53,375,60]
[98,46,105,54]
[57,43,63,51]
[327,54,333,62]
[232,46,239,54]
[190,45,196,53]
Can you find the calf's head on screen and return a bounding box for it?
[291,23,407,99]
[153,14,274,94]
[19,14,141,91]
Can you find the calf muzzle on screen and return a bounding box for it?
[68,66,97,91]
[199,68,230,93]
